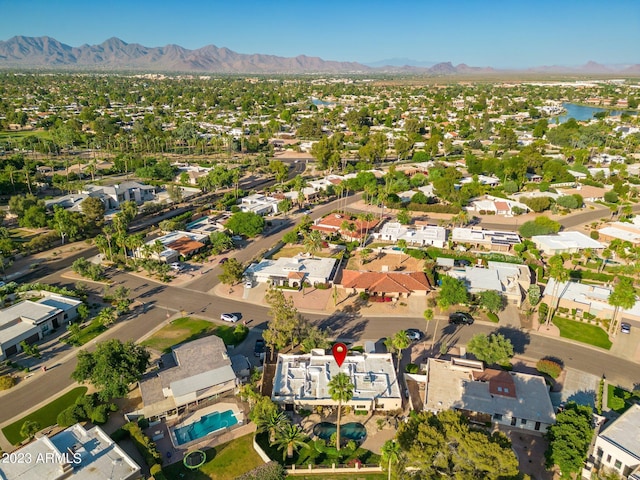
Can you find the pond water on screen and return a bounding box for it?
[555,103,637,123]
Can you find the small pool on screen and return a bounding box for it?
[313,422,366,441]
[173,410,238,445]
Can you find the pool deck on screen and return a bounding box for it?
[148,401,253,466]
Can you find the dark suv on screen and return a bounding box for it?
[254,339,266,357]
[449,312,474,325]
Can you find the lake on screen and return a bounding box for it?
[555,103,637,123]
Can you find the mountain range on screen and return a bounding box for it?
[0,36,638,75]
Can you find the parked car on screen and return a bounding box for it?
[220,313,240,323]
[621,322,631,334]
[170,262,182,271]
[449,312,474,325]
[231,235,243,241]
[245,279,253,289]
[254,339,265,357]
[406,328,423,341]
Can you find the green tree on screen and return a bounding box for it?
[397,410,518,479]
[385,330,411,372]
[546,255,569,326]
[478,290,505,313]
[528,284,541,306]
[299,325,330,353]
[274,423,308,460]
[397,210,411,225]
[608,276,637,335]
[328,372,354,451]
[437,276,468,309]
[467,333,514,365]
[209,231,233,255]
[545,403,594,477]
[20,420,40,441]
[226,211,265,238]
[71,339,150,401]
[263,287,304,350]
[218,258,244,285]
[81,196,106,229]
[518,216,561,238]
[255,406,288,444]
[302,230,323,258]
[19,341,41,358]
[381,440,401,480]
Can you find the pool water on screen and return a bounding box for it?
[313,422,366,441]
[173,410,238,445]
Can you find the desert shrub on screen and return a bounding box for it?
[536,359,562,379]
[90,404,110,425]
[405,363,419,374]
[538,303,549,321]
[0,375,16,390]
[237,461,286,480]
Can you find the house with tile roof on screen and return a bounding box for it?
[311,213,380,241]
[337,270,432,298]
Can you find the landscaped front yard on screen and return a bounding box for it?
[2,386,87,445]
[272,245,342,260]
[163,434,264,480]
[553,317,612,350]
[141,317,247,353]
[607,384,639,414]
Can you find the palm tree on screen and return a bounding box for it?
[274,423,308,460]
[424,308,440,354]
[381,439,401,480]
[546,255,569,327]
[328,372,354,451]
[607,277,637,336]
[256,410,289,444]
[390,330,410,372]
[303,230,323,258]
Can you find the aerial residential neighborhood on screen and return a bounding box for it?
[0,12,640,480]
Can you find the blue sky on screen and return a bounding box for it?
[0,0,639,68]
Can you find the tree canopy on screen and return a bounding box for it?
[226,211,265,238]
[437,276,469,309]
[545,402,594,477]
[396,410,519,479]
[71,339,150,401]
[466,333,514,365]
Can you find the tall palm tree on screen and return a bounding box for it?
[607,277,637,336]
[424,308,439,354]
[328,372,354,451]
[303,230,323,258]
[390,330,410,372]
[256,410,289,444]
[381,440,401,480]
[274,423,308,460]
[546,255,569,327]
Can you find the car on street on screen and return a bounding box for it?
[220,313,240,323]
[254,339,265,357]
[219,257,228,264]
[449,312,474,325]
[406,328,423,341]
[231,235,243,241]
[621,322,631,334]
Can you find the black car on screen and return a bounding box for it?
[449,312,474,325]
[254,339,266,357]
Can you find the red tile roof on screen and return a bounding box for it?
[338,271,432,294]
[494,201,510,212]
[472,369,516,398]
[167,237,205,256]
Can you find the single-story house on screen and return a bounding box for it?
[311,214,380,242]
[466,196,529,217]
[445,261,530,306]
[598,218,640,246]
[0,423,141,480]
[0,294,81,360]
[337,270,432,298]
[592,404,640,479]
[531,231,605,255]
[542,279,640,324]
[244,255,338,288]
[272,350,402,412]
[451,227,521,252]
[423,357,555,433]
[373,222,447,248]
[136,336,237,420]
[135,231,209,263]
[459,175,500,187]
[560,185,610,203]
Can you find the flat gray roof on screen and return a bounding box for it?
[599,404,640,459]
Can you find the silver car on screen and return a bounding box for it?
[220,313,240,323]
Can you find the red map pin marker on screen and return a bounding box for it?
[332,343,348,367]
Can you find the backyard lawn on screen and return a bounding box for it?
[141,317,247,353]
[607,384,638,414]
[163,434,263,480]
[552,317,612,350]
[2,387,87,445]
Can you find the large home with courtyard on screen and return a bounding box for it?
[0,423,141,480]
[531,231,604,255]
[134,336,237,421]
[372,221,447,248]
[451,227,521,252]
[423,357,556,433]
[271,349,402,412]
[337,270,432,299]
[244,254,339,289]
[0,293,82,360]
[311,213,380,242]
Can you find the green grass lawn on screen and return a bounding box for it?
[163,434,263,480]
[553,317,612,350]
[74,318,107,345]
[141,317,247,353]
[607,384,637,414]
[2,387,87,445]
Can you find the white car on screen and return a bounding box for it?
[220,313,240,323]
[170,262,182,271]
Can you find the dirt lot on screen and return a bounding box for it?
[347,251,425,272]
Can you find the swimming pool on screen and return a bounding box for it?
[173,410,238,445]
[313,422,366,441]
